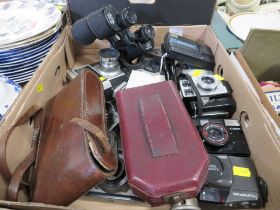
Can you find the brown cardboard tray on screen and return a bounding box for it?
[0,25,279,210]
[234,50,280,128]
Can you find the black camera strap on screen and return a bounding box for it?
[186,74,203,118]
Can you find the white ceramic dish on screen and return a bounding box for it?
[258,2,280,13]
[0,1,61,46]
[0,74,21,121]
[228,12,280,40]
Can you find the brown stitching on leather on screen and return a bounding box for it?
[81,71,86,119]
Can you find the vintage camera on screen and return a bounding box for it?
[71,5,155,63]
[199,154,267,209]
[163,32,215,70]
[194,119,250,157]
[67,50,129,100]
[179,69,236,118]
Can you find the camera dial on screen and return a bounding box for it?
[197,74,218,91]
[202,123,229,147]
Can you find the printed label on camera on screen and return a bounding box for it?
[233,166,251,178]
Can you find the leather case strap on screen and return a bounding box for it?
[69,118,115,172]
[7,149,37,201]
[69,118,110,154]
[0,106,41,183]
[6,110,44,201]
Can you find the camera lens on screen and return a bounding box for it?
[119,7,137,28]
[201,76,215,84]
[202,123,229,147]
[197,74,218,91]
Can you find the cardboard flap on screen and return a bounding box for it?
[68,0,216,25]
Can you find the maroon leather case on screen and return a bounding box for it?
[116,81,209,206]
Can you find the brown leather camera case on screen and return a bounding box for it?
[6,70,117,205]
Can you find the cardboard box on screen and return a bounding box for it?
[234,51,280,128]
[0,25,279,210]
[233,28,280,128]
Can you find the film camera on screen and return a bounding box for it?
[199,154,267,209]
[194,119,250,157]
[71,5,155,63]
[179,69,236,118]
[163,32,215,70]
[67,49,129,100]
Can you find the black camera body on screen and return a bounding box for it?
[194,119,250,157]
[179,69,236,118]
[199,155,267,209]
[163,32,214,70]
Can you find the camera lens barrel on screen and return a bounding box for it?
[202,123,229,147]
[197,74,218,91]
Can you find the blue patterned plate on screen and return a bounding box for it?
[0,32,58,62]
[0,74,22,122]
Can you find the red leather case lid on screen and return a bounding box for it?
[116,81,209,200]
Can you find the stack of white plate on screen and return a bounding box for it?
[0,1,62,84]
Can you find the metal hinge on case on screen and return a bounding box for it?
[170,198,201,210]
[164,193,187,203]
